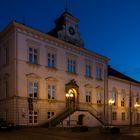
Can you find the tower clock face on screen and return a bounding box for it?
[68,26,75,35]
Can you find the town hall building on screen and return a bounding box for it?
[0,10,140,127]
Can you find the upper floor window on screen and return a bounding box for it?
[29,47,38,64]
[86,64,91,77]
[85,91,91,103]
[48,53,55,68]
[28,80,38,98]
[121,90,125,107]
[67,59,76,73]
[4,80,9,98]
[96,64,102,80]
[112,89,117,106]
[96,91,102,104]
[3,47,9,65]
[48,85,55,100]
[136,93,140,103]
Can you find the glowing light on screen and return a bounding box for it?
[134,102,140,108]
[108,99,115,105]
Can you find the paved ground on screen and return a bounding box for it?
[0,126,140,140]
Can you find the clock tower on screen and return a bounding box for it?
[48,10,84,48]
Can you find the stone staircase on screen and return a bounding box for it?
[43,103,106,127]
[78,103,105,125]
[43,108,75,127]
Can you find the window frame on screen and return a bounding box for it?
[28,80,38,98]
[28,47,38,64]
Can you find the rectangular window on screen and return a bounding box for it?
[136,94,139,103]
[112,112,117,120]
[4,80,8,98]
[48,111,54,119]
[0,48,1,67]
[48,85,55,100]
[122,112,125,121]
[28,81,38,98]
[3,47,9,65]
[48,53,55,68]
[86,91,91,103]
[29,111,38,124]
[112,91,116,106]
[121,93,125,107]
[96,66,102,80]
[67,59,76,73]
[86,64,91,77]
[0,79,1,99]
[29,47,38,64]
[137,113,140,121]
[97,92,101,104]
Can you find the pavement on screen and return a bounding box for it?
[0,126,140,140]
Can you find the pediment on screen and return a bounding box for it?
[26,73,41,79]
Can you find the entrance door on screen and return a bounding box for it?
[78,114,84,125]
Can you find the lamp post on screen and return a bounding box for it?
[108,99,115,126]
[66,89,73,128]
[134,102,140,126]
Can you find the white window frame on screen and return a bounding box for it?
[48,85,55,100]
[85,91,91,103]
[47,111,55,119]
[67,59,76,73]
[28,80,38,98]
[29,110,38,125]
[28,47,38,64]
[122,112,125,121]
[47,53,56,68]
[86,64,91,77]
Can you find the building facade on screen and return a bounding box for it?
[0,11,139,127]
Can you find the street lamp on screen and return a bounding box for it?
[66,89,74,128]
[134,102,140,126]
[108,99,115,126]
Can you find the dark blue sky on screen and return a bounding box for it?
[0,0,140,81]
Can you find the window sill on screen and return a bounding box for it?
[66,71,78,76]
[96,78,103,81]
[27,62,41,67]
[48,99,56,103]
[97,103,103,106]
[85,75,93,79]
[46,66,57,71]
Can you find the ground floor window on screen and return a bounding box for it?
[121,112,125,120]
[137,113,140,121]
[29,110,38,124]
[47,111,54,119]
[112,112,117,120]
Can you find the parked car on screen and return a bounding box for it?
[0,118,14,131]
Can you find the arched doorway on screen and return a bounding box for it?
[65,79,79,110]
